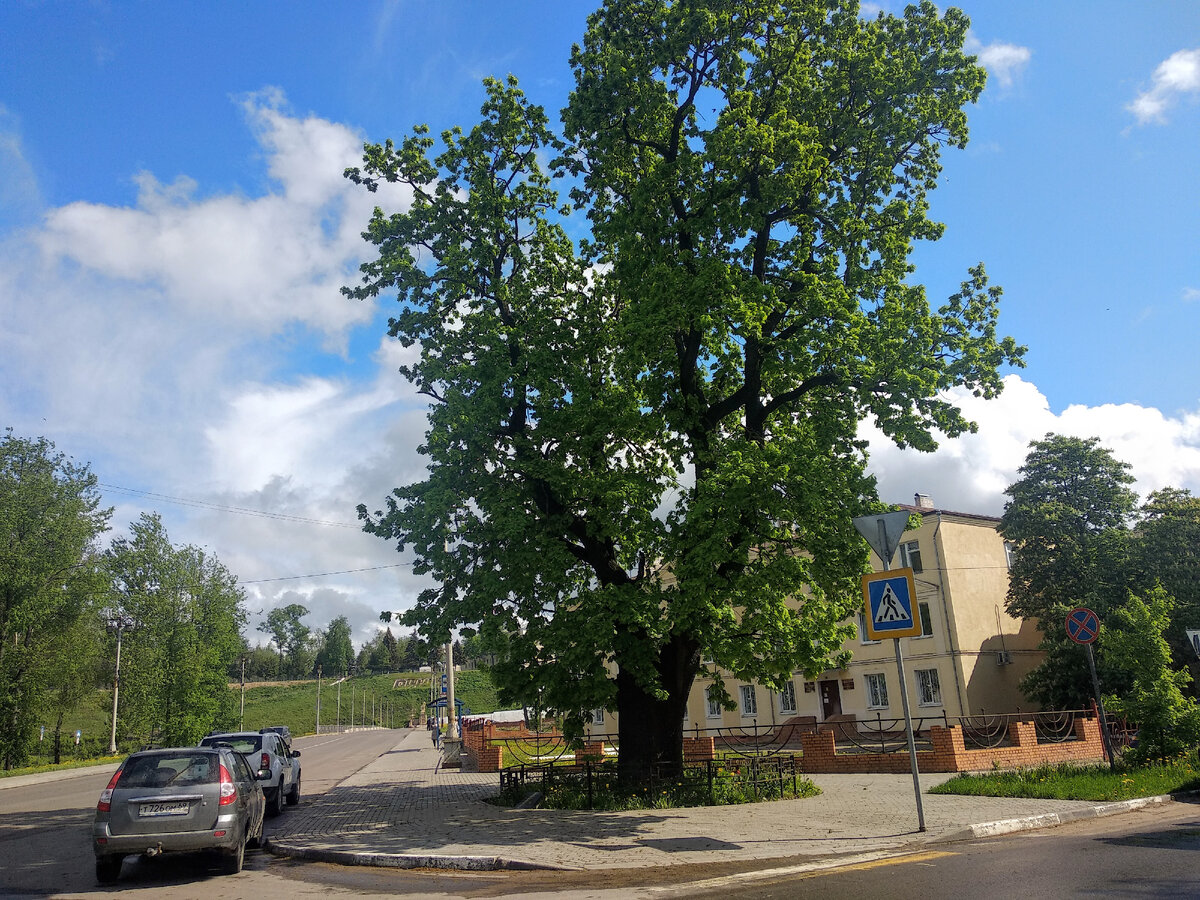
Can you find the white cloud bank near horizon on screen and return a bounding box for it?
[3,94,1200,649]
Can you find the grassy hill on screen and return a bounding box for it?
[20,668,501,770]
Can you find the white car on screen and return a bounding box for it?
[200,730,300,816]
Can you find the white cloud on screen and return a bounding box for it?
[1128,48,1200,125]
[965,34,1032,91]
[1183,287,1200,303]
[866,375,1200,516]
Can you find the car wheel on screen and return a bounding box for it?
[286,773,300,806]
[221,837,245,875]
[95,856,123,884]
[269,780,285,816]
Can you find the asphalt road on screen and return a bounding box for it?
[0,727,404,898]
[6,734,1200,899]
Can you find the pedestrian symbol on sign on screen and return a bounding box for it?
[874,584,910,624]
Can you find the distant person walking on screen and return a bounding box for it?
[432,726,441,749]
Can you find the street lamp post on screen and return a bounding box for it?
[106,615,134,755]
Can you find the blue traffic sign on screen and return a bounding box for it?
[862,569,921,640]
[1065,607,1100,644]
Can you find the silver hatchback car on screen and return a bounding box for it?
[92,746,266,884]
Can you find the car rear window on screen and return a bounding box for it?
[119,753,217,788]
[202,735,262,754]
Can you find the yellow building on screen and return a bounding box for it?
[679,494,1044,733]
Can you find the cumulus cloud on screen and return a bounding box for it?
[865,375,1200,516]
[1128,48,1200,124]
[965,34,1032,91]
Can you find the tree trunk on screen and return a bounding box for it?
[616,632,699,782]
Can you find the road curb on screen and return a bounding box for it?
[264,837,569,871]
[931,792,1178,843]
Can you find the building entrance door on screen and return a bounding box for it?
[819,679,842,720]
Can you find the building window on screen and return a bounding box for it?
[865,673,888,709]
[706,693,722,719]
[917,601,934,637]
[592,708,605,726]
[915,668,942,707]
[899,540,923,573]
[778,681,797,715]
[740,685,758,717]
[857,610,881,644]
[1004,541,1017,570]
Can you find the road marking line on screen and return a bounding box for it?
[645,849,957,893]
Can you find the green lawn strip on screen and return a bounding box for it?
[0,755,123,779]
[930,759,1200,802]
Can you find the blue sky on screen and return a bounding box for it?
[2,1,1199,647]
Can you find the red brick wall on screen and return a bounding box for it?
[797,719,1106,774]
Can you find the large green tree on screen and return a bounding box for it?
[999,434,1138,708]
[1134,488,1200,684]
[0,431,110,769]
[314,614,356,676]
[106,513,246,747]
[258,603,311,679]
[349,0,1023,779]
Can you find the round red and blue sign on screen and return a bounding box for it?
[1065,607,1101,645]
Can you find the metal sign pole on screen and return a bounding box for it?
[878,522,925,833]
[1084,643,1116,766]
[855,512,926,833]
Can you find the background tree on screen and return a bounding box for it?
[999,434,1138,708]
[1102,585,1200,763]
[258,603,311,679]
[1134,488,1200,687]
[0,431,110,769]
[352,0,1023,779]
[106,513,245,746]
[314,615,356,676]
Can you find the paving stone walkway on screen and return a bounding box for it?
[266,729,1152,871]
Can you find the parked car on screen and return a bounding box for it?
[92,746,266,884]
[199,730,300,815]
[261,724,292,743]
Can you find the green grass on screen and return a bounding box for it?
[930,756,1200,802]
[11,667,501,773]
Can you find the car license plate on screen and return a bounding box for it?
[138,801,190,817]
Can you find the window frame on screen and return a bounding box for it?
[899,540,923,573]
[916,600,934,638]
[865,672,889,709]
[739,684,758,717]
[914,668,942,707]
[777,680,798,715]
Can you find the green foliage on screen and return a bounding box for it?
[1102,585,1200,763]
[314,615,356,677]
[350,0,1023,779]
[1134,489,1200,680]
[106,513,246,747]
[999,434,1138,708]
[0,430,111,769]
[931,757,1200,802]
[495,759,820,810]
[259,603,312,679]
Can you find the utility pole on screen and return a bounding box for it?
[239,656,246,730]
[107,616,133,755]
[315,665,322,734]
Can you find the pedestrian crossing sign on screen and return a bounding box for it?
[862,568,921,640]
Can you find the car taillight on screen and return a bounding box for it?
[260,752,270,771]
[218,764,237,806]
[97,768,123,812]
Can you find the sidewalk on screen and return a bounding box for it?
[265,729,1177,871]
